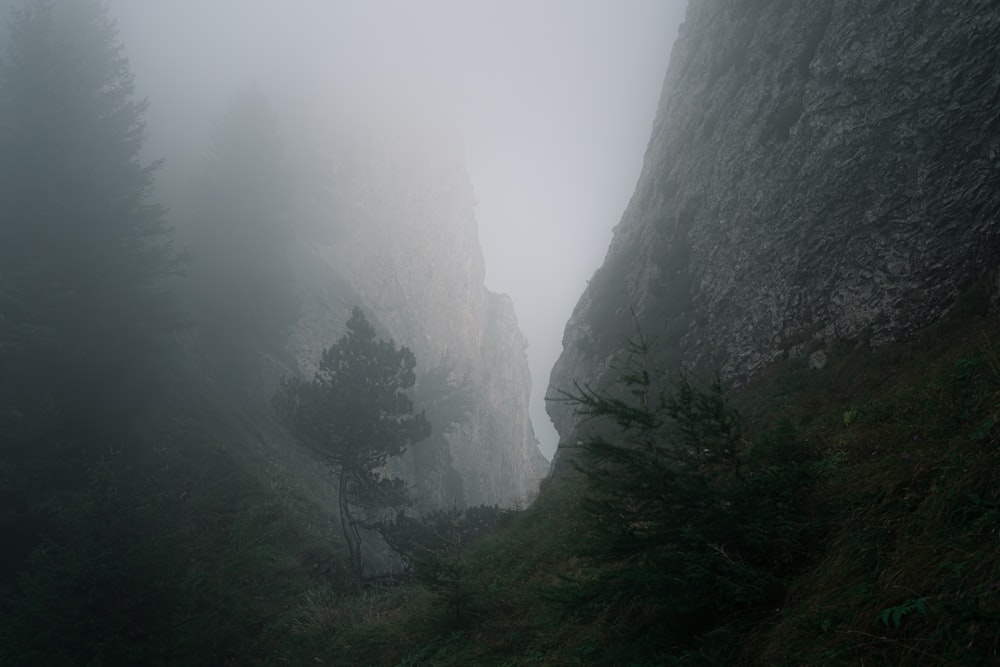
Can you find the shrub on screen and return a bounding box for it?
[553,333,822,654]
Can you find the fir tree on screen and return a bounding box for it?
[274,307,431,576]
[553,332,819,652]
[0,0,178,444]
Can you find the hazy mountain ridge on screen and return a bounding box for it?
[288,114,547,506]
[548,0,1000,450]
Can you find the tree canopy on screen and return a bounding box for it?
[553,333,821,651]
[0,0,177,444]
[274,307,431,575]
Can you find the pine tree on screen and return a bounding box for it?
[273,307,431,576]
[553,333,820,652]
[0,0,177,443]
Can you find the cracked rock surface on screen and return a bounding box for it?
[549,0,1000,450]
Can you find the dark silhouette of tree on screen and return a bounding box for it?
[273,307,431,576]
[552,332,820,650]
[0,0,178,446]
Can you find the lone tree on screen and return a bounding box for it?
[273,307,430,576]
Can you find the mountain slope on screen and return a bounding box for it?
[548,0,1000,451]
[289,112,547,506]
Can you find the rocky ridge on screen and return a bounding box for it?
[548,0,1000,447]
[290,113,547,506]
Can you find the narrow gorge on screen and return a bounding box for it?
[287,113,548,507]
[549,0,1000,451]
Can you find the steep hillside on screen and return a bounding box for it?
[289,113,547,506]
[548,0,1000,449]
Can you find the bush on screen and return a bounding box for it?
[553,334,822,655]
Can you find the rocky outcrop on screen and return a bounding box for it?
[289,112,546,506]
[549,0,1000,447]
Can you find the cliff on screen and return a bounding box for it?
[549,0,1000,446]
[289,111,547,507]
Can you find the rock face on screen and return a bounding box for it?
[289,112,547,507]
[549,0,1000,446]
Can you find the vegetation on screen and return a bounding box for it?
[0,0,178,446]
[549,331,821,660]
[0,2,997,665]
[273,307,431,577]
[273,288,997,667]
[12,310,998,665]
[0,0,181,621]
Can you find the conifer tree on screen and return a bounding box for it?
[554,332,819,650]
[0,0,177,443]
[274,307,431,576]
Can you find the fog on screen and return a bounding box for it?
[105,0,686,459]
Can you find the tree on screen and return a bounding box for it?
[0,0,178,444]
[379,504,510,625]
[273,307,431,576]
[552,332,820,654]
[188,87,297,380]
[0,3,180,646]
[408,359,476,506]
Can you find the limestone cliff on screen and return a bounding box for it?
[289,112,546,507]
[549,0,1000,446]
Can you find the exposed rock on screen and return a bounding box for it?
[549,0,1000,453]
[290,113,546,506]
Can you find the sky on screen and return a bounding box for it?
[105,0,687,459]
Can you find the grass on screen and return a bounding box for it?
[3,290,999,665]
[738,294,1000,665]
[302,288,1000,666]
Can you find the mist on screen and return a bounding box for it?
[105,0,686,458]
[7,1,998,663]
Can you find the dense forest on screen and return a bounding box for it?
[1,2,999,666]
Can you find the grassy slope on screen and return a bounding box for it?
[307,291,1000,666]
[741,294,1000,665]
[4,293,997,665]
[0,352,355,665]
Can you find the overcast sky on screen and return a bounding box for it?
[106,0,687,459]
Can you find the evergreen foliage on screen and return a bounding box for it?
[0,0,178,444]
[553,332,821,655]
[409,360,476,506]
[0,4,995,663]
[0,455,183,665]
[380,505,511,624]
[273,307,431,577]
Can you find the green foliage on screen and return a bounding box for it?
[416,359,476,436]
[553,331,821,655]
[408,359,477,506]
[274,307,431,577]
[0,0,179,442]
[381,505,510,567]
[0,5,182,638]
[2,298,992,667]
[0,455,183,665]
[877,597,930,628]
[380,505,511,625]
[744,312,1000,665]
[0,382,356,666]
